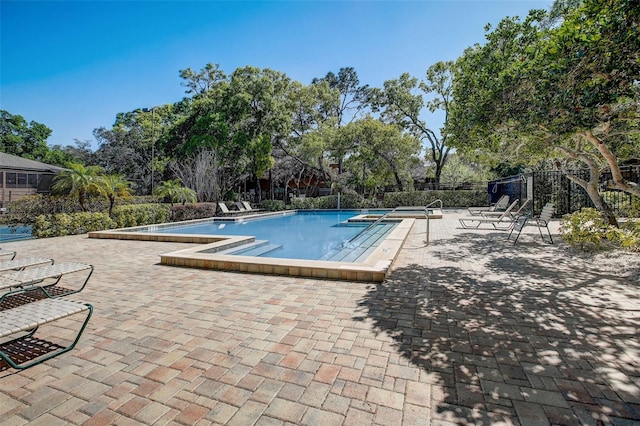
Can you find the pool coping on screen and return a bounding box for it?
[88,211,417,282]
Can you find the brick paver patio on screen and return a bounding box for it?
[1,210,638,425]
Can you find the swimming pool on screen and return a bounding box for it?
[152,211,394,261]
[89,209,421,282]
[0,225,32,242]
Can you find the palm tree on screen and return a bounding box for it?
[153,179,197,205]
[51,162,102,211]
[96,174,133,216]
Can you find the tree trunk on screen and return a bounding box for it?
[557,144,619,227]
[584,130,640,197]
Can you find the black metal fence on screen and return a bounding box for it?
[488,165,640,216]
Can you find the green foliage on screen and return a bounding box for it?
[340,118,421,193]
[32,212,116,238]
[4,194,109,224]
[154,179,197,205]
[96,174,133,215]
[383,190,488,208]
[608,221,640,252]
[622,198,640,218]
[262,200,285,211]
[52,162,103,211]
[169,203,217,221]
[369,62,454,185]
[560,208,640,252]
[0,110,52,160]
[110,204,170,228]
[290,195,381,210]
[449,0,640,202]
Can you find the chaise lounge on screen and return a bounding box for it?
[0,257,53,272]
[0,297,93,370]
[459,200,520,230]
[0,262,94,306]
[467,194,510,216]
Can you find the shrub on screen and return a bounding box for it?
[110,203,170,228]
[560,207,640,252]
[383,190,488,208]
[170,203,217,222]
[606,221,640,252]
[32,212,116,238]
[288,194,382,210]
[262,200,285,211]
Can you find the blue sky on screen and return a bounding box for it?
[1,0,551,150]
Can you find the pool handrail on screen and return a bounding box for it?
[346,203,434,246]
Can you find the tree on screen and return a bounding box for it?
[44,140,95,167]
[94,104,176,194]
[340,117,421,194]
[0,110,52,160]
[96,174,133,216]
[369,63,454,188]
[153,179,197,205]
[171,64,292,202]
[449,0,640,225]
[51,162,102,211]
[312,67,371,174]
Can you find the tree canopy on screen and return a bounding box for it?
[448,0,639,223]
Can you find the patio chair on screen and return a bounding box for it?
[0,248,17,260]
[467,194,510,216]
[217,202,242,216]
[241,201,262,212]
[482,198,532,219]
[0,257,53,273]
[0,262,94,306]
[459,200,519,230]
[0,297,93,370]
[235,201,248,212]
[507,202,555,244]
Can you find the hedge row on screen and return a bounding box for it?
[169,203,217,222]
[32,204,171,238]
[383,190,488,208]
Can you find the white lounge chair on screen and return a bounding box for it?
[0,298,93,370]
[240,201,263,212]
[0,248,16,260]
[0,257,53,273]
[482,199,532,219]
[217,202,243,216]
[467,195,510,216]
[0,262,94,305]
[459,200,519,230]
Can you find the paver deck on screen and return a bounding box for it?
[1,209,638,425]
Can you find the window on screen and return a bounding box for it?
[5,173,17,188]
[17,173,27,187]
[28,174,39,188]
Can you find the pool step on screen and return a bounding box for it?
[322,223,391,262]
[221,240,283,257]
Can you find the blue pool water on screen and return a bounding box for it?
[156,211,394,260]
[0,225,32,242]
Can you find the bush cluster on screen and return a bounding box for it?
[383,190,488,208]
[560,208,640,252]
[32,212,116,238]
[169,203,217,222]
[110,204,171,228]
[30,203,171,238]
[262,200,285,211]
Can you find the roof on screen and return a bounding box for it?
[0,152,64,173]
